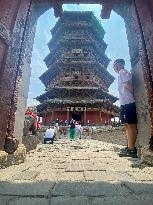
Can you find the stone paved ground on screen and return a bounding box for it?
[0,136,153,205]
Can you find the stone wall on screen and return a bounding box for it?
[132,61,151,147]
[115,1,152,150]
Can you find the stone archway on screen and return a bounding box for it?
[0,0,153,158]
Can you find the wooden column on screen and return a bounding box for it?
[99,111,102,125]
[67,109,69,121]
[114,115,116,126]
[84,110,87,125]
[51,111,54,122]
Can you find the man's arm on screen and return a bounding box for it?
[124,80,133,93]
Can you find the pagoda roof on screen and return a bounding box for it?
[44,39,110,68]
[36,98,119,115]
[48,28,107,53]
[51,11,106,39]
[40,61,115,88]
[36,86,118,103]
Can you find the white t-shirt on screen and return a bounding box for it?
[118,69,135,106]
[75,124,83,132]
[44,128,55,139]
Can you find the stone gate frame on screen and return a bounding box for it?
[0,0,153,155]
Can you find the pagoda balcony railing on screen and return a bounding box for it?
[47,82,108,91]
[47,41,109,66]
[49,38,106,53]
[54,21,104,37]
[59,22,91,30]
[59,58,96,63]
[62,56,94,59]
[63,36,92,41]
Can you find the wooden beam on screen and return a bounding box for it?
[100,3,114,19]
[53,3,63,17]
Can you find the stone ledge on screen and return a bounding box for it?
[0,144,26,168]
[141,147,153,165]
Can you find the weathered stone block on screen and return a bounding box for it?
[22,134,41,152]
[0,144,26,168]
[0,151,8,168]
[141,147,153,165]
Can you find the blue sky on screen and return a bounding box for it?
[28,4,131,106]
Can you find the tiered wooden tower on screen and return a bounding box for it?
[36,11,118,125]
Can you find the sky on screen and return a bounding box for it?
[28,4,131,106]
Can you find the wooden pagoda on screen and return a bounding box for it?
[36,11,118,125]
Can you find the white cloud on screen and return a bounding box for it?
[27,99,39,106]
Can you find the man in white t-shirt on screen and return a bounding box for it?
[44,127,56,144]
[113,59,138,158]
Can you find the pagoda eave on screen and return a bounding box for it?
[37,99,119,115]
[36,87,118,103]
[40,61,114,88]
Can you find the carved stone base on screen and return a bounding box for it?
[0,144,26,168]
[141,146,153,165]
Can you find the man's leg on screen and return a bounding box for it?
[72,129,75,140]
[119,123,138,158]
[70,129,73,140]
[127,124,138,150]
[124,124,128,143]
[73,129,76,140]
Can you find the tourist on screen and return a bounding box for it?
[113,59,138,158]
[69,119,76,141]
[65,119,68,126]
[75,121,83,139]
[44,126,56,144]
[54,124,59,139]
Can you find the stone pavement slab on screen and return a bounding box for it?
[8,198,48,205]
[0,181,55,196]
[84,171,133,182]
[89,196,152,205]
[0,138,153,205]
[128,171,153,181]
[13,170,40,180]
[51,181,118,197]
[0,196,15,205]
[50,196,90,205]
[122,181,153,194]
